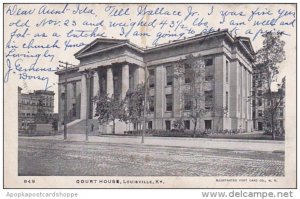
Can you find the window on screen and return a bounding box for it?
[205,58,213,81]
[166,94,173,111]
[72,103,76,117]
[26,113,30,116]
[148,121,153,130]
[148,69,155,88]
[165,120,171,131]
[61,93,65,100]
[166,66,173,86]
[184,94,191,110]
[252,111,256,118]
[257,80,262,88]
[184,64,192,84]
[280,121,284,128]
[279,109,284,117]
[205,90,213,109]
[184,120,190,130]
[72,82,76,98]
[205,120,212,130]
[148,96,155,112]
[226,60,229,83]
[258,90,262,96]
[205,58,213,66]
[258,110,263,117]
[258,99,262,106]
[225,91,229,109]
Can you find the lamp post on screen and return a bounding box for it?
[59,61,76,140]
[83,69,94,142]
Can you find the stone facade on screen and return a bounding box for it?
[56,30,254,132]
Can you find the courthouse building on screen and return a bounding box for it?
[56,30,254,133]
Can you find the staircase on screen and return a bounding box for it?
[61,119,129,135]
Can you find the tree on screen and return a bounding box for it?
[263,77,285,135]
[174,54,209,136]
[93,93,126,134]
[124,84,145,132]
[172,118,185,131]
[254,32,286,139]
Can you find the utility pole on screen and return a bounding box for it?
[142,64,148,144]
[59,61,77,140]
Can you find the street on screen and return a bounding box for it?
[18,137,284,176]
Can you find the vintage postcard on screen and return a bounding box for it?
[3,3,296,188]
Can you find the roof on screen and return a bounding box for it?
[70,30,255,68]
[74,38,144,59]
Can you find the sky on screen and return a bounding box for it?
[3,3,296,112]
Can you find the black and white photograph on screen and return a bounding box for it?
[3,3,296,188]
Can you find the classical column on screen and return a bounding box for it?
[93,70,100,118]
[80,74,87,119]
[134,67,145,86]
[122,64,130,99]
[106,67,114,97]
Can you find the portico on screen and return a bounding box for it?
[73,38,145,121]
[80,62,145,120]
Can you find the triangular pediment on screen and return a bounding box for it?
[238,38,254,54]
[75,38,128,58]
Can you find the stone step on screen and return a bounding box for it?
[60,119,131,135]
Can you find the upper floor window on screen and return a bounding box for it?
[226,60,229,83]
[184,64,192,84]
[148,69,155,88]
[258,99,262,106]
[148,96,155,112]
[205,90,213,109]
[258,81,262,88]
[184,94,192,110]
[258,110,263,117]
[72,82,77,98]
[258,90,263,96]
[166,66,173,86]
[166,94,173,111]
[226,91,229,109]
[205,58,213,81]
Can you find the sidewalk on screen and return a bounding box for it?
[20,134,285,152]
